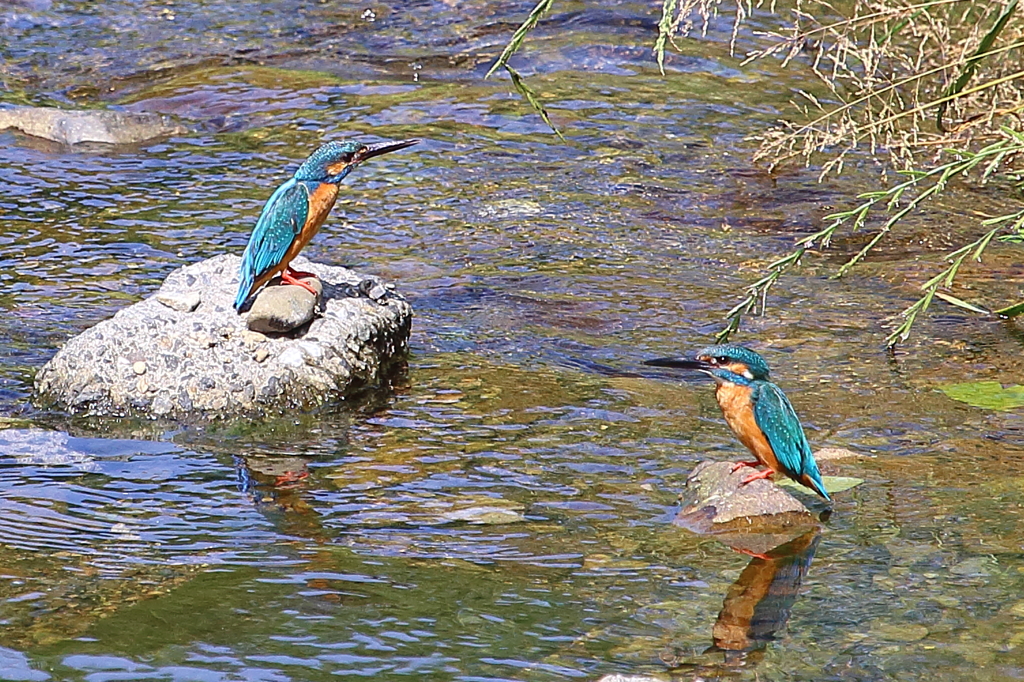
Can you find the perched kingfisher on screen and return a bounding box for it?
[645,344,830,501]
[234,138,419,311]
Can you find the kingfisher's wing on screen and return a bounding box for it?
[234,178,310,310]
[752,381,830,500]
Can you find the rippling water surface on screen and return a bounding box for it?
[3,1,1024,680]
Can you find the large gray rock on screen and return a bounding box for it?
[0,106,185,146]
[35,254,412,418]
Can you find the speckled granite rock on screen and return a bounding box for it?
[35,254,411,418]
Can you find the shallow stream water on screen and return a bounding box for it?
[2,1,1024,680]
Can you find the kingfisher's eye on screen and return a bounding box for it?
[327,157,356,175]
[714,356,728,364]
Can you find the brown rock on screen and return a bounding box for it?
[674,461,823,556]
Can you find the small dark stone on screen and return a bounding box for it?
[261,376,280,398]
[128,395,151,409]
[246,278,322,333]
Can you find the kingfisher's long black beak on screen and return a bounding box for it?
[356,138,420,163]
[643,357,712,372]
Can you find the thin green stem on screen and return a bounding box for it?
[485,0,556,78]
[886,225,1004,345]
[721,129,1024,345]
[655,0,679,76]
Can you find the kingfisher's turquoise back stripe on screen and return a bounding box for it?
[752,380,830,500]
[234,178,311,310]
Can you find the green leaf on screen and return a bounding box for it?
[995,299,1024,318]
[504,65,565,141]
[940,381,1024,410]
[883,8,923,43]
[777,475,864,494]
[934,291,990,315]
[822,476,865,494]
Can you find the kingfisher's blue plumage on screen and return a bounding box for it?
[645,344,830,501]
[749,378,829,500]
[234,138,419,311]
[234,177,312,311]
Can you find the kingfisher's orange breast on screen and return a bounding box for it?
[278,182,339,268]
[247,182,340,297]
[294,182,339,253]
[715,382,781,472]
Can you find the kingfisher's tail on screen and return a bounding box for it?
[800,469,831,502]
[234,273,253,311]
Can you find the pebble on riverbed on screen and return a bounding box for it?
[34,254,411,419]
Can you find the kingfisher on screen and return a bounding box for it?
[233,138,419,311]
[645,344,830,501]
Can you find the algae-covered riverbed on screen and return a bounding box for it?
[2,1,1024,680]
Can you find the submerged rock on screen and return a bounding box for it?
[343,493,526,527]
[35,254,411,419]
[0,106,185,146]
[674,461,823,555]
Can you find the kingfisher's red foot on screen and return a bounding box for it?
[730,460,761,473]
[740,468,775,485]
[274,470,309,487]
[285,267,317,280]
[281,269,319,297]
[735,547,772,560]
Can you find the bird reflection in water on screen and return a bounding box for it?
[709,529,821,666]
[235,454,329,541]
